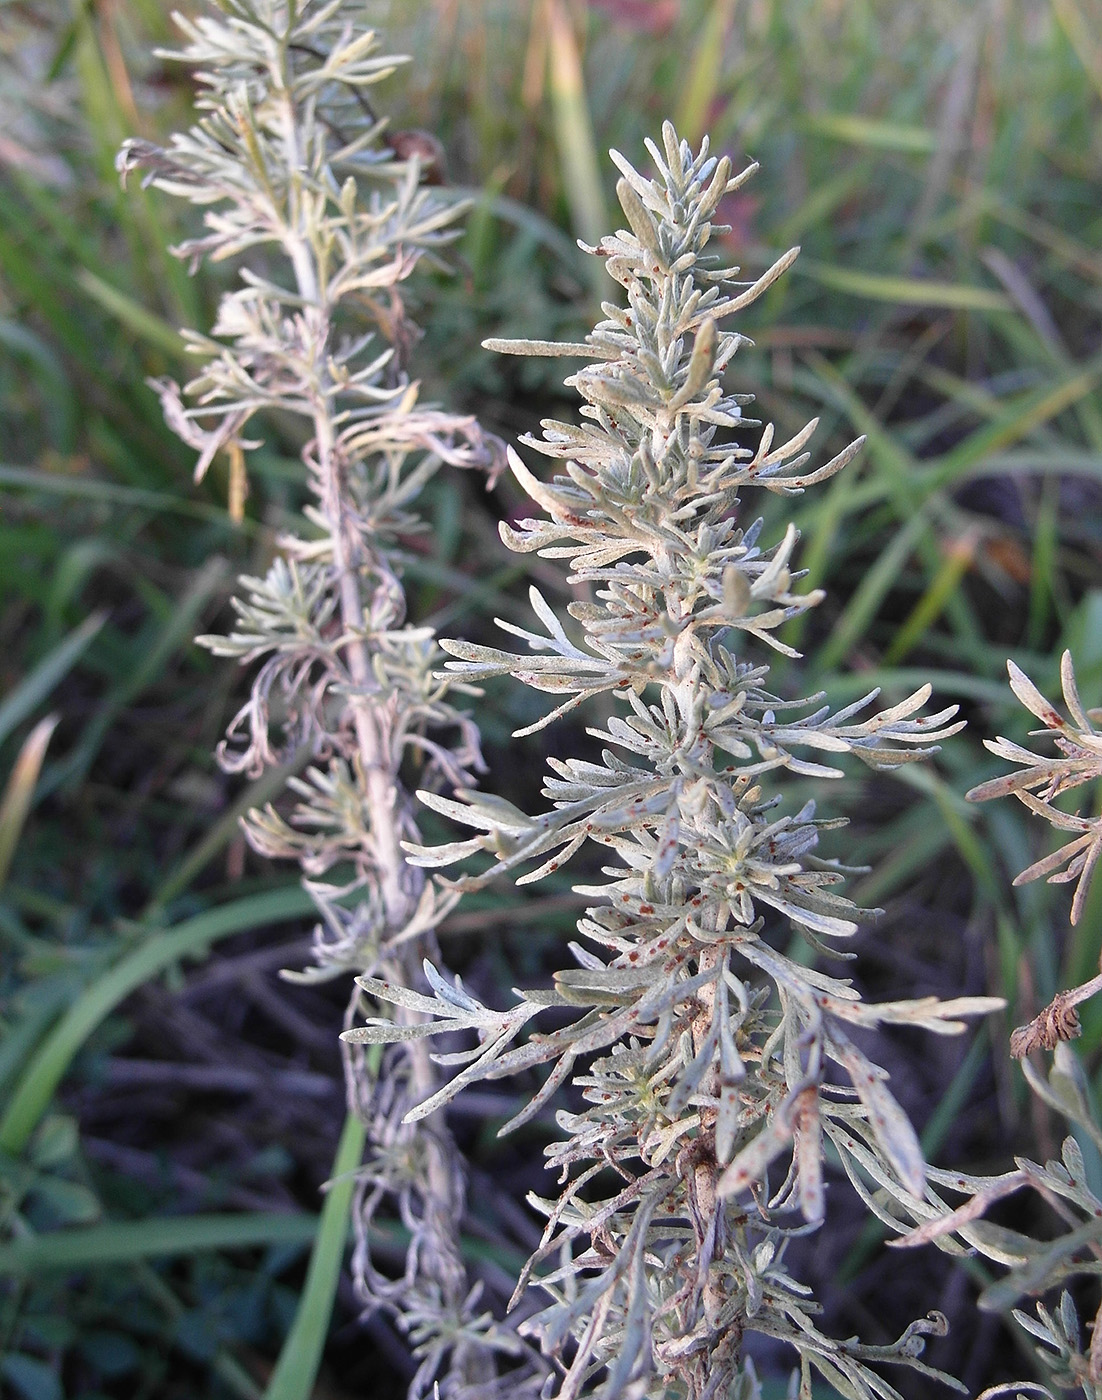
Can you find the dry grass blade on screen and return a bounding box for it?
[0,714,57,890]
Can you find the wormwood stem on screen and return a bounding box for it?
[271,70,488,1391]
[276,80,415,931]
[349,120,1002,1398]
[120,4,533,1393]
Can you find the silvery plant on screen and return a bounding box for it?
[890,654,1102,1400]
[968,652,1102,1055]
[118,3,540,1395]
[345,122,1003,1398]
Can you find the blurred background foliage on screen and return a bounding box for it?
[0,0,1100,1396]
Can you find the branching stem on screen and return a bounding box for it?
[274,69,490,1392]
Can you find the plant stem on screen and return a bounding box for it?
[275,65,491,1392]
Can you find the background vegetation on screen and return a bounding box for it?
[1,0,1100,1396]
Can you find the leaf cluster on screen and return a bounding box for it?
[348,122,1000,1400]
[117,5,533,1395]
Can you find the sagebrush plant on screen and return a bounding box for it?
[346,122,1002,1398]
[888,654,1102,1400]
[118,3,541,1394]
[895,1038,1102,1400]
[968,653,1102,1055]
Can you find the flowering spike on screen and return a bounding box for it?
[348,124,993,1397]
[121,3,532,1393]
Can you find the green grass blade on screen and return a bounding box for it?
[799,113,938,154]
[977,188,1102,283]
[0,1211,320,1274]
[796,352,981,661]
[0,977,78,1101]
[0,463,249,531]
[815,512,927,675]
[48,556,229,794]
[1028,476,1059,649]
[898,765,1005,907]
[0,214,95,367]
[922,1036,991,1163]
[674,0,737,146]
[77,269,188,361]
[881,532,977,666]
[798,260,1011,312]
[0,319,78,451]
[263,1111,366,1400]
[930,356,1102,488]
[44,540,122,637]
[452,187,582,267]
[1049,0,1102,103]
[773,167,867,245]
[0,885,314,1155]
[800,351,921,504]
[852,811,952,908]
[0,611,104,750]
[68,0,198,327]
[546,0,607,289]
